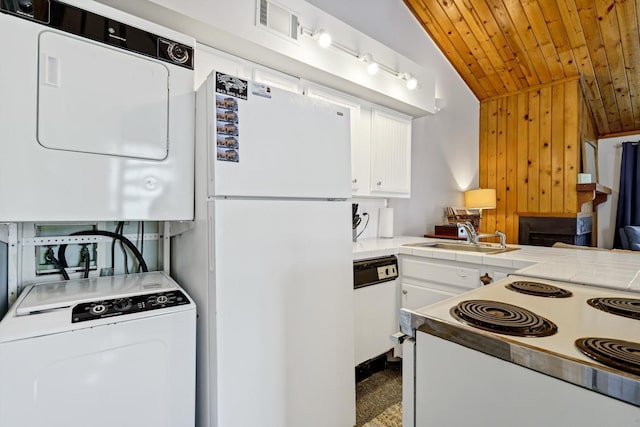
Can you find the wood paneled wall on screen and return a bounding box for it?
[479,77,585,244]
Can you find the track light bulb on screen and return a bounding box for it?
[367,61,379,75]
[406,75,418,90]
[317,30,332,48]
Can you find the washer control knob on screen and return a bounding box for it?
[90,304,107,315]
[18,0,33,13]
[113,298,132,312]
[156,295,169,305]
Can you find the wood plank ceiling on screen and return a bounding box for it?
[403,0,640,137]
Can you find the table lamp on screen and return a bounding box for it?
[464,188,496,231]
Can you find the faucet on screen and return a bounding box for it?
[457,222,506,248]
[478,230,506,248]
[457,222,477,244]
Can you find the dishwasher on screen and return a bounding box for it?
[353,255,399,367]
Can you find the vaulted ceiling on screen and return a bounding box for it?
[403,0,640,138]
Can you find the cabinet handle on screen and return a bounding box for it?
[480,273,493,286]
[352,178,358,184]
[377,181,382,186]
[402,289,408,294]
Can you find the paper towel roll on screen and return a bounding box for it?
[378,207,394,238]
[577,173,592,184]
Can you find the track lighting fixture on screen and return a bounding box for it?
[300,26,419,91]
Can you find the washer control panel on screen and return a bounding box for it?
[72,290,190,323]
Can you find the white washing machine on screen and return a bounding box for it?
[0,271,196,427]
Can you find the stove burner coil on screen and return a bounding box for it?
[450,300,558,337]
[506,281,573,298]
[587,297,640,320]
[575,337,640,376]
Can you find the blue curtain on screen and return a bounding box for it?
[614,142,640,248]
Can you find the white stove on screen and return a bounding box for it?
[400,275,640,426]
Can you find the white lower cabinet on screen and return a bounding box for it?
[400,256,481,294]
[400,282,456,311]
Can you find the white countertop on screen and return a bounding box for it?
[352,236,431,260]
[354,236,640,292]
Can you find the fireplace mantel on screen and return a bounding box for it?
[577,183,612,210]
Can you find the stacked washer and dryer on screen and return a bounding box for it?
[0,1,197,426]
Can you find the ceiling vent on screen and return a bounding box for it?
[256,0,298,41]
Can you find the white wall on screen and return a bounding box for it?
[306,0,479,236]
[596,136,640,248]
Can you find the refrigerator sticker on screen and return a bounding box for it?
[215,72,248,100]
[216,94,240,162]
[251,82,272,99]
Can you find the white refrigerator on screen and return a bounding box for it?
[171,71,355,427]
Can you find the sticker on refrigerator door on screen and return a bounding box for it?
[216,96,238,111]
[215,72,248,100]
[251,82,272,98]
[216,94,240,162]
[216,147,239,162]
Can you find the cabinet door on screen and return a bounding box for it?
[370,106,412,196]
[252,67,300,93]
[401,283,456,311]
[304,83,368,194]
[402,258,481,291]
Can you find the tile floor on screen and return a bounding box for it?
[355,360,402,426]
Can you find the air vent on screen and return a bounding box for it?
[256,0,298,41]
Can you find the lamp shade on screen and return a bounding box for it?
[464,188,496,209]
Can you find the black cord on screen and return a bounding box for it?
[57,230,148,273]
[118,223,129,274]
[45,253,70,280]
[82,251,90,279]
[111,222,123,271]
[356,213,370,239]
[139,222,144,273]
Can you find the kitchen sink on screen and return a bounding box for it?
[407,242,520,254]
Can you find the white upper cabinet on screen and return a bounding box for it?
[303,82,368,194]
[252,67,300,93]
[303,83,412,198]
[370,106,412,197]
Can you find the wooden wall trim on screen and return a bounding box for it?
[599,129,640,139]
[482,76,581,103]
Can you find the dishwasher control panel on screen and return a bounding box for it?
[353,255,398,289]
[377,264,398,280]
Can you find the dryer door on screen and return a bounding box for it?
[37,30,169,160]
